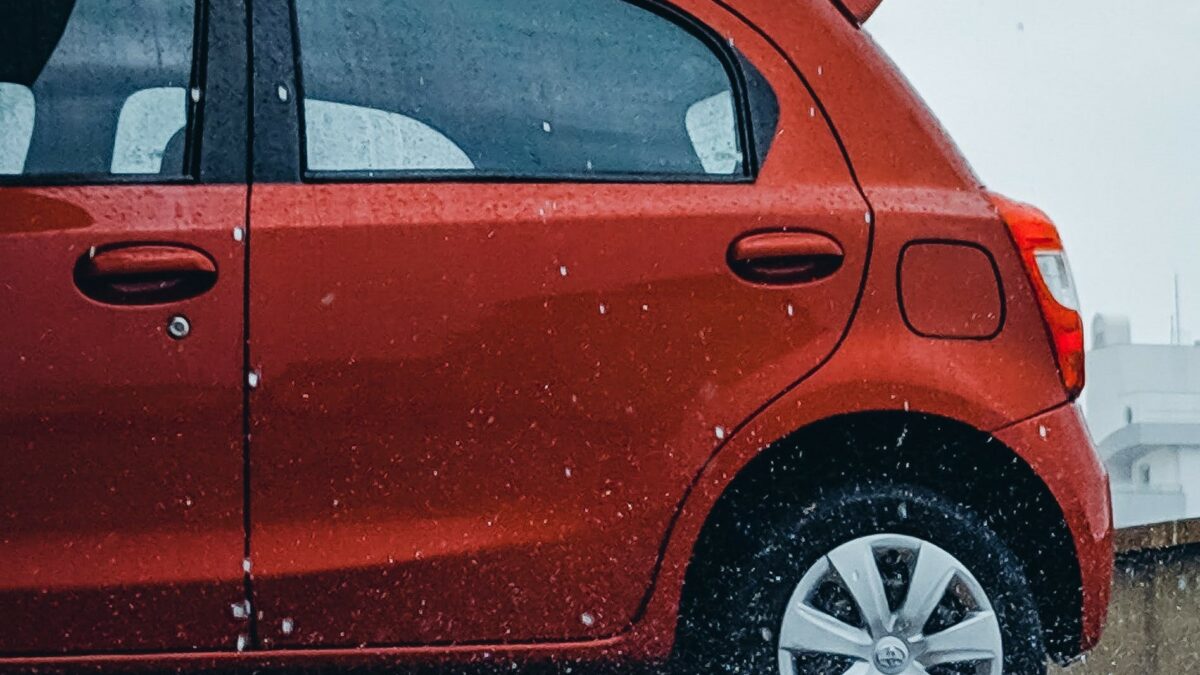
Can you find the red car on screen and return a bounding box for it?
[0,0,1111,673]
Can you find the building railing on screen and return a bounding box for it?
[1115,516,1200,553]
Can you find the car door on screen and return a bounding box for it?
[247,0,870,648]
[0,0,249,655]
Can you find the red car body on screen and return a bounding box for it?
[0,0,1111,671]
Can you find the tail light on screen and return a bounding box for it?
[988,192,1085,400]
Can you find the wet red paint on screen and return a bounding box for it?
[0,185,248,654]
[994,404,1113,652]
[832,0,886,24]
[899,242,1003,338]
[0,0,1111,669]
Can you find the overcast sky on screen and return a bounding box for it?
[868,0,1199,346]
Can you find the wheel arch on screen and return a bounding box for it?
[674,410,1083,661]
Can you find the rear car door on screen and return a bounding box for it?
[0,1,248,655]
[247,0,870,647]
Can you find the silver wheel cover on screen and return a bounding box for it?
[777,534,1003,675]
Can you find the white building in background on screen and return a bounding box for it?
[1085,315,1200,527]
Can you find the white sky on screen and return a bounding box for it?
[868,0,1200,346]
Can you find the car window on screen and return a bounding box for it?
[685,91,740,175]
[0,83,35,174]
[0,0,196,179]
[294,0,758,179]
[304,99,474,172]
[111,87,189,174]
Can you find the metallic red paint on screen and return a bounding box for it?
[898,242,1003,338]
[994,405,1113,651]
[245,2,871,644]
[0,0,1113,669]
[0,186,248,655]
[832,0,885,24]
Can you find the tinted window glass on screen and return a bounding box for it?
[295,0,751,178]
[0,0,196,178]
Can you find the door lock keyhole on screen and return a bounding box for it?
[167,315,191,340]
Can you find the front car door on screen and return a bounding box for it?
[0,0,248,655]
[247,0,870,647]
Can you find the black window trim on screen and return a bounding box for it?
[281,0,770,185]
[200,0,249,184]
[0,0,248,188]
[252,0,301,183]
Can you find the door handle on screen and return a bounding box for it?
[728,231,844,284]
[74,243,218,305]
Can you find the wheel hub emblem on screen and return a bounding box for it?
[872,637,909,674]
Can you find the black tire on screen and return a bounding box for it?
[674,483,1045,675]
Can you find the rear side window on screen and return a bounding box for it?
[0,0,197,180]
[294,0,771,180]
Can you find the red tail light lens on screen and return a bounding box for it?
[988,192,1085,400]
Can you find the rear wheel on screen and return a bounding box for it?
[675,484,1045,675]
